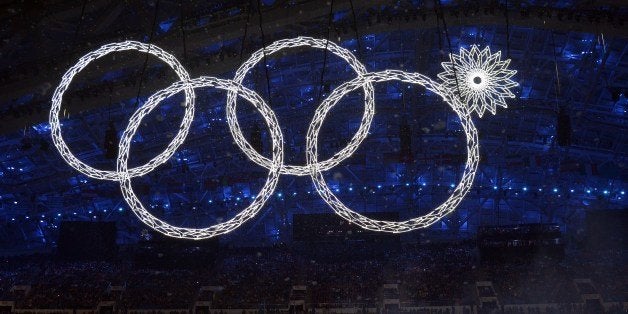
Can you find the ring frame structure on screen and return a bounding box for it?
[226,36,375,176]
[50,41,195,181]
[49,37,518,238]
[306,70,480,233]
[117,77,284,239]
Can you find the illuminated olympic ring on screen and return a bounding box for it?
[50,37,517,239]
[50,41,195,181]
[306,70,478,232]
[227,37,375,176]
[118,77,283,239]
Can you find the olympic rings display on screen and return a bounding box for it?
[50,36,518,239]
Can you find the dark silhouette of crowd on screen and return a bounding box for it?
[0,243,625,312]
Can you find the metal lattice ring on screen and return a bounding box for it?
[306,70,480,232]
[117,76,284,239]
[226,36,375,176]
[51,38,519,238]
[50,41,195,181]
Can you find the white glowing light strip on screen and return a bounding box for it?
[50,37,518,239]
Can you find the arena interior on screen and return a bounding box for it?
[0,0,626,313]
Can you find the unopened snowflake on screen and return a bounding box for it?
[438,45,518,117]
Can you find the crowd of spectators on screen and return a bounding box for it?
[0,269,17,300]
[0,244,624,311]
[394,244,477,306]
[119,269,200,310]
[209,250,292,308]
[0,256,117,309]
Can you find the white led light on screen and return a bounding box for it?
[437,45,518,117]
[51,38,518,238]
[227,36,375,176]
[467,70,488,90]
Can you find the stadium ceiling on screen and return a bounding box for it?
[0,0,626,135]
[0,0,627,247]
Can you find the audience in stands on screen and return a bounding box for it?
[0,245,625,311]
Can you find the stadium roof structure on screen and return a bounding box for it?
[0,0,626,248]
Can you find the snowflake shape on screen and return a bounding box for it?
[438,45,518,117]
